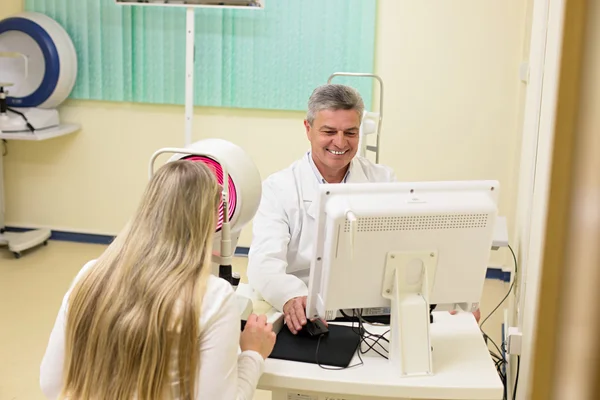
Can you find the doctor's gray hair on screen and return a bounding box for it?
[306,84,364,125]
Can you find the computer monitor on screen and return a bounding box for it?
[306,180,499,377]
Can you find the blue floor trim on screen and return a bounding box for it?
[5,226,115,245]
[5,226,252,254]
[4,229,512,281]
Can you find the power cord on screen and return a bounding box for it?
[342,309,391,359]
[484,338,508,400]
[483,332,504,362]
[480,244,518,328]
[513,356,520,400]
[360,330,390,358]
[315,315,365,370]
[479,244,519,399]
[355,309,389,359]
[6,107,35,132]
[316,309,390,370]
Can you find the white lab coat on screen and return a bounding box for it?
[247,153,396,311]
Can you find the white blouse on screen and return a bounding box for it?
[40,261,265,400]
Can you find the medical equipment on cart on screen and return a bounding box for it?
[0,12,79,258]
[327,72,384,163]
[0,13,77,134]
[306,180,499,376]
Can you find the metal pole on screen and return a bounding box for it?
[185,7,195,146]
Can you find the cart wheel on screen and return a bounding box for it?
[13,252,21,259]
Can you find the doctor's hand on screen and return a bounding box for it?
[240,314,277,360]
[473,308,481,323]
[450,308,481,323]
[283,296,308,334]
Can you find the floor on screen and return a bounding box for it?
[0,240,508,400]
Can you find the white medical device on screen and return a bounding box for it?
[327,72,384,163]
[0,12,78,258]
[306,180,499,376]
[149,138,262,276]
[0,12,77,134]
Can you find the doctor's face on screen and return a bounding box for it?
[304,109,360,176]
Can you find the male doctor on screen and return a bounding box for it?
[248,84,481,334]
[247,84,396,334]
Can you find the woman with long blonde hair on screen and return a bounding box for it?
[40,160,276,399]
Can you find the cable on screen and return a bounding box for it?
[512,356,520,400]
[316,335,365,370]
[6,107,35,132]
[483,332,504,361]
[355,309,390,359]
[360,333,389,359]
[482,330,509,398]
[319,308,390,369]
[361,331,390,355]
[316,315,364,370]
[356,310,390,343]
[478,244,518,398]
[502,368,508,400]
[480,244,518,329]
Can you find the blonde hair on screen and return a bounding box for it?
[60,160,221,399]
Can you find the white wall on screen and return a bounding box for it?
[3,0,529,251]
[375,0,528,265]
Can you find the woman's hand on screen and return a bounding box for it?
[240,314,277,359]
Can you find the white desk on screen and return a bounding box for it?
[253,299,502,400]
[0,123,80,140]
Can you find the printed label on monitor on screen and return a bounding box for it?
[361,307,391,316]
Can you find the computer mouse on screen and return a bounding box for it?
[299,319,329,338]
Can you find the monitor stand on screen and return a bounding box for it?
[382,250,438,377]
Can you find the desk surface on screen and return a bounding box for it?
[0,123,80,140]
[254,299,503,400]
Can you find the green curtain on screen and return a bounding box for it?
[24,0,377,111]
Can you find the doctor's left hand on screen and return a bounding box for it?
[450,308,481,323]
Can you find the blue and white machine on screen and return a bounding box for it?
[0,12,77,133]
[0,12,78,258]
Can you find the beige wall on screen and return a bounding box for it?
[0,0,22,17]
[3,0,528,250]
